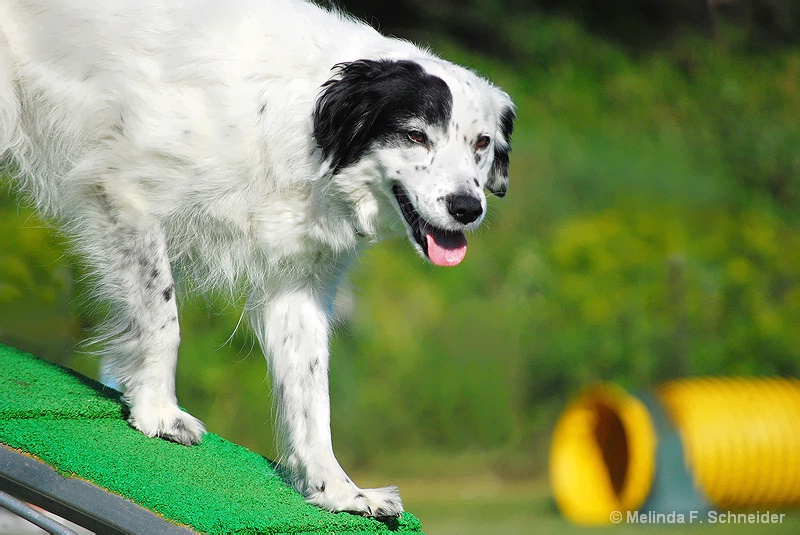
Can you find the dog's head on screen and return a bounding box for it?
[313,58,515,266]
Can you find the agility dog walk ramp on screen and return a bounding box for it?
[0,344,423,534]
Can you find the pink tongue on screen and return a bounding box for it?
[425,229,468,267]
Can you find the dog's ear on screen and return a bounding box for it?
[313,59,451,175]
[314,60,382,174]
[486,92,516,198]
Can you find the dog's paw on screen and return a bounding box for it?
[128,404,206,446]
[307,481,403,518]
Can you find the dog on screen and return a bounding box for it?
[0,0,514,517]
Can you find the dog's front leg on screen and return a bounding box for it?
[250,286,403,517]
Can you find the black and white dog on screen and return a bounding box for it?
[0,0,514,517]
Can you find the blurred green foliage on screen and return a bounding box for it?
[0,190,77,360]
[2,12,799,472]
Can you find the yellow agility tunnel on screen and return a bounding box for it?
[549,378,800,525]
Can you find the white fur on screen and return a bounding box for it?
[0,0,513,517]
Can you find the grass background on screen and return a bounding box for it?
[2,2,799,533]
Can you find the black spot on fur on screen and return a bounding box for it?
[173,419,186,431]
[355,492,365,499]
[162,285,174,301]
[487,106,516,197]
[81,66,98,82]
[313,59,453,174]
[310,358,319,374]
[319,482,326,492]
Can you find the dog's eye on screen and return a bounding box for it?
[474,135,491,151]
[406,129,428,146]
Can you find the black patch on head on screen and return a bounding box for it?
[313,59,453,174]
[487,105,516,197]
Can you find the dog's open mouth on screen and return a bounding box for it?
[392,185,467,267]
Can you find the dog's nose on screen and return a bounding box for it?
[446,193,483,225]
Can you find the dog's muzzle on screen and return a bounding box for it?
[392,185,475,267]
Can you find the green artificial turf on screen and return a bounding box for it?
[0,344,423,534]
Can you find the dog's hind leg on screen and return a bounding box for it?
[250,285,403,517]
[77,183,205,446]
